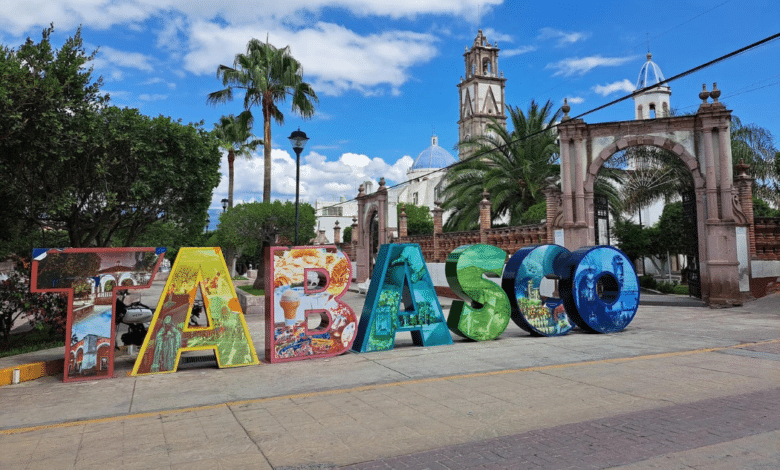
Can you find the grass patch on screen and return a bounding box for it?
[0,326,64,358]
[237,285,264,296]
[232,275,248,280]
[672,284,691,296]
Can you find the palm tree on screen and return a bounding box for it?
[207,39,318,203]
[441,100,562,231]
[212,115,262,208]
[730,116,779,205]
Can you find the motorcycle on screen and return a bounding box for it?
[115,290,155,347]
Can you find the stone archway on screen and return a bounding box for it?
[356,178,390,282]
[550,92,752,307]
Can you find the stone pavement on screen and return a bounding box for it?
[0,291,778,469]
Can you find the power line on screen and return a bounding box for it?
[321,31,780,211]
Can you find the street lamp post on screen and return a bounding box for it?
[221,198,228,212]
[288,128,309,245]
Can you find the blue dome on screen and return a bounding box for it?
[410,135,456,172]
[636,53,666,89]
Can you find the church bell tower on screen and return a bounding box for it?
[457,30,507,159]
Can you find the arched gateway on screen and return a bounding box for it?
[549,88,753,307]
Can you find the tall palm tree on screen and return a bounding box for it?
[730,116,779,205]
[212,114,262,208]
[207,39,318,203]
[441,100,562,231]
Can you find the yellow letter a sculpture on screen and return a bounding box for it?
[132,248,259,375]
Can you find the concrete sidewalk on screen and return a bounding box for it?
[0,292,778,469]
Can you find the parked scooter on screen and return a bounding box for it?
[115,290,154,347]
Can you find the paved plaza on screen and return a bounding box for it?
[0,285,778,469]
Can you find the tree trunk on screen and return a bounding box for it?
[263,99,272,203]
[228,148,235,208]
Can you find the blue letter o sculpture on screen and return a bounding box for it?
[559,246,639,333]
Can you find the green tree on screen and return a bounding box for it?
[654,202,688,256]
[399,204,433,236]
[213,201,316,287]
[212,114,262,208]
[342,226,352,244]
[207,39,318,203]
[612,218,653,267]
[95,107,221,247]
[753,197,780,218]
[519,201,547,225]
[441,100,562,231]
[0,25,104,251]
[731,116,779,205]
[0,27,221,251]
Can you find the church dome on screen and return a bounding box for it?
[409,135,456,173]
[636,53,666,89]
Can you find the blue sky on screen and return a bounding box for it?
[2,0,778,223]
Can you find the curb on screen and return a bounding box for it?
[0,359,64,387]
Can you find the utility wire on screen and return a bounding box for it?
[321,31,780,211]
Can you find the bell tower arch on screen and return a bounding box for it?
[457,30,507,159]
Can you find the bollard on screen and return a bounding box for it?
[12,368,20,385]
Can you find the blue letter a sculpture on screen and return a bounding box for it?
[352,244,452,353]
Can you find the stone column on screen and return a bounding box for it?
[574,133,586,226]
[702,128,720,221]
[333,220,341,244]
[355,185,368,282]
[735,160,756,257]
[718,123,734,221]
[398,207,408,238]
[377,177,388,246]
[543,183,561,245]
[479,190,491,244]
[560,138,574,226]
[351,216,358,247]
[433,201,443,262]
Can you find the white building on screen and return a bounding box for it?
[314,135,457,243]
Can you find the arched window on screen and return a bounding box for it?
[649,104,656,119]
[482,58,491,76]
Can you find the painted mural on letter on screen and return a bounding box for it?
[31,247,164,382]
[132,247,258,375]
[562,246,639,333]
[352,243,451,353]
[266,246,356,362]
[503,245,574,337]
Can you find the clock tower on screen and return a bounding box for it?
[457,30,507,159]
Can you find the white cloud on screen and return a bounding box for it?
[184,21,438,97]
[212,147,416,207]
[89,46,155,81]
[141,77,177,89]
[538,27,590,47]
[546,55,635,77]
[139,93,167,101]
[593,79,635,96]
[0,0,501,35]
[502,46,536,57]
[482,28,513,44]
[566,97,584,104]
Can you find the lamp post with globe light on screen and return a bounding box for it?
[288,128,309,245]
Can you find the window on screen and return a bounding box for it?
[412,192,418,205]
[322,206,343,216]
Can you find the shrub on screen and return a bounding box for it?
[672,284,690,295]
[656,280,678,294]
[639,275,657,290]
[0,270,67,349]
